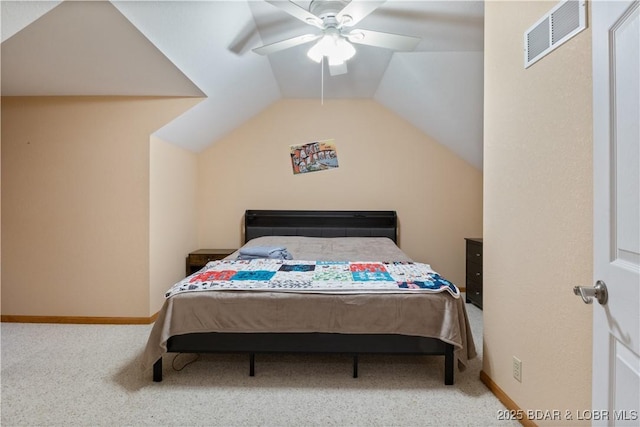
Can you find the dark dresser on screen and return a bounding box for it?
[465,238,483,309]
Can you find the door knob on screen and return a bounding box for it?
[573,280,608,305]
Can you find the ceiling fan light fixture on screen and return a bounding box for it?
[306,34,356,64]
[255,0,421,76]
[306,39,325,63]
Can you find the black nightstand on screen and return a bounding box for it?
[186,249,237,276]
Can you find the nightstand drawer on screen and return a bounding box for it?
[189,254,226,265]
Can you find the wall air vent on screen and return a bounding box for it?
[524,0,586,68]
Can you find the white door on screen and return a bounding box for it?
[591,1,640,425]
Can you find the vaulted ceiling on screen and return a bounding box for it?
[1,0,484,169]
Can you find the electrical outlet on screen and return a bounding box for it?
[513,356,522,382]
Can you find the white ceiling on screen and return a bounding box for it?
[1,0,484,169]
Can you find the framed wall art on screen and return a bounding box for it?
[290,139,339,175]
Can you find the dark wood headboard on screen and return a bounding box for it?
[244,210,397,244]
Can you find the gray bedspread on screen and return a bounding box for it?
[142,236,476,370]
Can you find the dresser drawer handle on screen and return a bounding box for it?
[475,253,481,257]
[475,272,481,276]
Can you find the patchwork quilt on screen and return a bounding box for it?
[165,259,459,299]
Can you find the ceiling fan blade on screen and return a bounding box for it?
[329,61,348,76]
[346,29,420,51]
[228,21,259,55]
[337,0,387,27]
[253,34,321,56]
[265,1,324,29]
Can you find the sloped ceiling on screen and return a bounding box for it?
[1,0,484,169]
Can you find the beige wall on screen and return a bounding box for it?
[149,135,198,314]
[484,1,593,423]
[198,99,483,288]
[2,96,481,318]
[1,96,199,318]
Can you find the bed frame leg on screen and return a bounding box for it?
[444,344,454,385]
[353,354,358,378]
[249,353,255,377]
[153,358,163,382]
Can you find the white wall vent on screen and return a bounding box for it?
[524,0,587,68]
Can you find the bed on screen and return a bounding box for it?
[143,210,476,385]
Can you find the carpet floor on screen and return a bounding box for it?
[1,300,518,426]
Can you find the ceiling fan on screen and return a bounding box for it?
[252,0,421,76]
